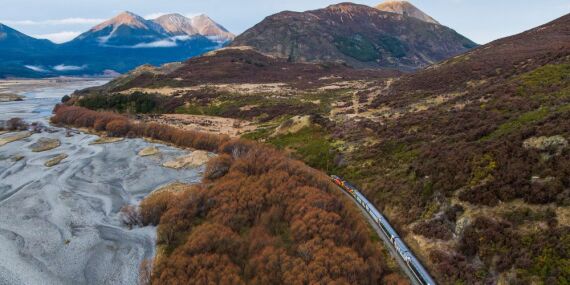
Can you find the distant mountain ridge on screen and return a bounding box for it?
[71,12,235,48]
[0,24,56,51]
[231,2,477,70]
[0,11,234,78]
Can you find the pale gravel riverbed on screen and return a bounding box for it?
[0,79,205,285]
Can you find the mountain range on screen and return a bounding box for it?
[0,12,234,78]
[232,2,477,70]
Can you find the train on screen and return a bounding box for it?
[331,175,436,285]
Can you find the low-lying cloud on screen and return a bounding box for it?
[24,65,48,72]
[53,64,87,71]
[131,39,178,48]
[33,31,81,43]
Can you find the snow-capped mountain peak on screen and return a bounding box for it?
[190,14,235,41]
[92,11,156,32]
[154,13,198,36]
[152,13,235,42]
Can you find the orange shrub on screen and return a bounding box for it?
[139,191,174,226]
[146,137,387,285]
[106,119,130,137]
[51,105,230,151]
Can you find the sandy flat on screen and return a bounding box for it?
[0,132,32,147]
[0,128,205,285]
[146,114,257,137]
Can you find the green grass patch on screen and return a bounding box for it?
[480,107,550,141]
[241,127,275,140]
[267,126,340,173]
[334,34,379,62]
[378,35,407,58]
[176,101,231,117]
[517,64,570,96]
[469,154,497,186]
[79,92,162,114]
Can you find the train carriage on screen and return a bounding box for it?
[331,175,436,285]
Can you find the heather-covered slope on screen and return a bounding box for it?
[78,47,398,92]
[231,2,476,70]
[315,13,570,284]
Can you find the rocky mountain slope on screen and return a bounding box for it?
[376,0,439,24]
[231,2,476,70]
[0,12,234,78]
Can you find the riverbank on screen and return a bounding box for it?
[0,79,209,285]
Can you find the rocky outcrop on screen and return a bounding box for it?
[45,154,68,167]
[29,138,61,152]
[376,0,439,24]
[138,146,159,157]
[0,132,32,147]
[523,135,568,159]
[0,93,24,102]
[89,137,124,145]
[162,150,211,169]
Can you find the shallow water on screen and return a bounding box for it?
[0,79,108,122]
[0,80,204,285]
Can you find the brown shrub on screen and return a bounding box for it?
[51,105,229,151]
[146,137,387,285]
[204,154,233,181]
[139,259,153,285]
[5,118,28,131]
[106,119,130,137]
[119,205,142,227]
[139,191,174,226]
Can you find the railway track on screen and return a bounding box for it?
[331,175,436,285]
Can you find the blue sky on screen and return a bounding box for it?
[0,0,569,44]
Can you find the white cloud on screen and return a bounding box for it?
[24,65,48,72]
[131,39,177,48]
[33,31,80,43]
[0,18,104,26]
[53,64,87,71]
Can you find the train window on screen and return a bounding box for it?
[409,264,425,285]
[380,223,389,237]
